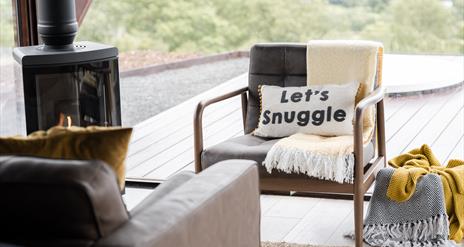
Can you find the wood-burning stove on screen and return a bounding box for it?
[13,0,121,134]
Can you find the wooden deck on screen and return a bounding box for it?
[125,74,247,182]
[125,74,464,183]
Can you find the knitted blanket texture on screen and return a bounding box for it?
[388,144,464,242]
[363,168,450,246]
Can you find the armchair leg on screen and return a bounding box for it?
[354,192,364,247]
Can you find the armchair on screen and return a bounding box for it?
[194,43,386,246]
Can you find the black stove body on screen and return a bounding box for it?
[13,0,121,134]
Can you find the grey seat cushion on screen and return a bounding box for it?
[202,134,375,179]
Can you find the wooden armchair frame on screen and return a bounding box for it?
[193,48,386,247]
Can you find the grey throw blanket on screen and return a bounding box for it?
[363,168,453,247]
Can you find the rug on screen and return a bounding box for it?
[261,242,349,247]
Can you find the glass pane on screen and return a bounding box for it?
[77,0,463,54]
[76,0,463,127]
[0,0,22,135]
[72,0,464,183]
[22,59,120,133]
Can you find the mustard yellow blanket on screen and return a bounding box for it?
[387,144,464,242]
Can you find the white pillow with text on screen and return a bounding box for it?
[253,82,358,138]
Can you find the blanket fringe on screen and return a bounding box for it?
[263,145,354,184]
[363,213,450,247]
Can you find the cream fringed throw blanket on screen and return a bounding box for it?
[264,40,383,183]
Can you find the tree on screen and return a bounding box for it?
[0,0,14,47]
[76,0,463,54]
[362,0,462,53]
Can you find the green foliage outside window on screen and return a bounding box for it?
[1,0,462,54]
[0,0,14,47]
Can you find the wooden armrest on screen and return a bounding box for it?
[355,86,385,117]
[353,86,385,182]
[193,86,249,173]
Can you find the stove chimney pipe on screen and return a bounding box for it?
[37,0,78,49]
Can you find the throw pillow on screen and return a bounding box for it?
[253,83,358,138]
[0,126,132,190]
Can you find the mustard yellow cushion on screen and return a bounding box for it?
[0,126,132,190]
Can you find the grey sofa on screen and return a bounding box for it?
[0,156,260,247]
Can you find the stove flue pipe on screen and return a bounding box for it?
[37,0,78,49]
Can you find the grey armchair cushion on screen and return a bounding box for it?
[202,134,375,179]
[246,43,308,134]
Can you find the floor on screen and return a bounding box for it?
[125,74,247,182]
[259,195,368,246]
[384,88,463,163]
[122,189,368,246]
[123,190,464,246]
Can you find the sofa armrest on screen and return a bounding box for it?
[194,86,249,173]
[95,159,260,247]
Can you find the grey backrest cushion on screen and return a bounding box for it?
[0,156,129,244]
[246,43,307,134]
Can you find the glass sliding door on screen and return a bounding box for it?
[0,0,25,135]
